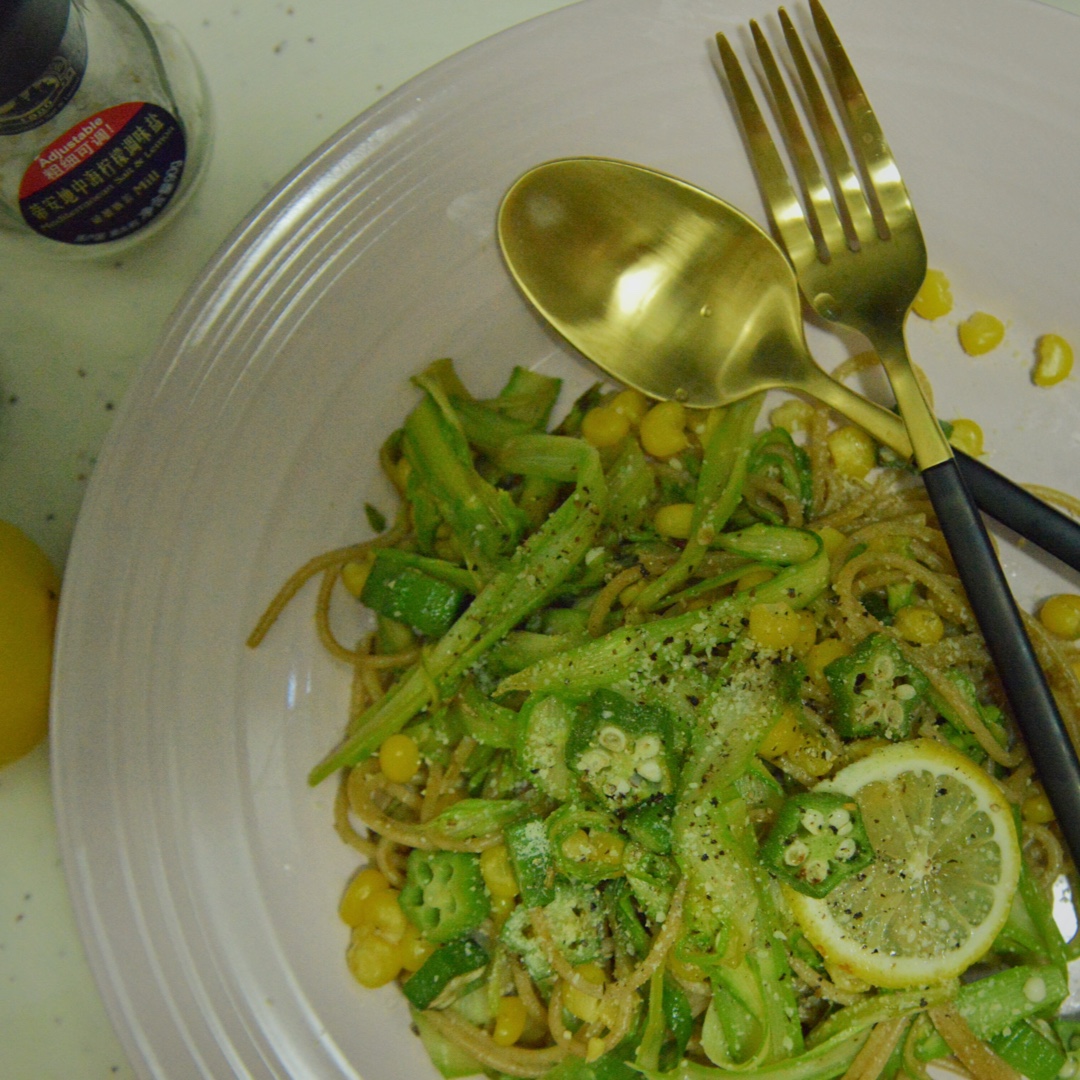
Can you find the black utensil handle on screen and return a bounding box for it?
[955,449,1080,575]
[922,459,1080,866]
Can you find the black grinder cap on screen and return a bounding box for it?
[0,0,72,104]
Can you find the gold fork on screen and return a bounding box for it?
[717,1,1080,861]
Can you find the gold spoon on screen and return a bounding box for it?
[497,155,911,453]
[497,156,1080,573]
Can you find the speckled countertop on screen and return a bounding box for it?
[0,3,574,1076]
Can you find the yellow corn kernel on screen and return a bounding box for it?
[827,425,876,480]
[805,638,851,683]
[581,405,631,449]
[341,551,377,598]
[379,732,421,783]
[587,831,625,867]
[759,707,805,760]
[346,927,403,988]
[492,996,530,1047]
[792,609,818,655]
[748,601,805,650]
[654,502,695,540]
[564,964,606,1023]
[1034,334,1074,387]
[667,953,707,983]
[489,893,516,927]
[586,1038,607,1063]
[814,526,847,557]
[735,566,775,594]
[786,732,835,778]
[609,388,650,425]
[358,888,408,943]
[1022,791,1055,825]
[560,829,624,869]
[893,605,944,645]
[947,418,984,457]
[958,312,1005,356]
[339,866,390,927]
[399,922,437,972]
[1039,594,1080,639]
[639,401,689,458]
[911,269,953,320]
[769,399,815,433]
[479,844,519,900]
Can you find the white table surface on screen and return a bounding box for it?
[0,4,579,1076]
[2,1,1079,1077]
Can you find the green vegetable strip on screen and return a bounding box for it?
[308,438,607,783]
[498,535,827,699]
[673,660,803,1066]
[912,963,1068,1062]
[403,380,527,574]
[633,395,762,612]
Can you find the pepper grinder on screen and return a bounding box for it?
[0,0,211,251]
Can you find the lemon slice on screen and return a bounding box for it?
[785,739,1021,988]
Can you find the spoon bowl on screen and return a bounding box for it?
[497,156,912,456]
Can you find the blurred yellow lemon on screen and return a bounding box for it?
[0,521,60,767]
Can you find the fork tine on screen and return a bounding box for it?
[749,20,847,261]
[808,0,914,233]
[715,31,819,270]
[777,7,878,247]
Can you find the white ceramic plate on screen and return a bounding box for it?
[52,0,1080,1076]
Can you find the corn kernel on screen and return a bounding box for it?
[341,551,377,598]
[654,502,695,539]
[399,922,437,972]
[489,893,516,927]
[586,1037,607,1062]
[894,605,944,645]
[769,399,815,433]
[814,526,847,556]
[947,418,984,457]
[359,888,408,943]
[379,733,421,783]
[791,609,818,655]
[346,928,403,988]
[736,567,775,593]
[667,954,707,983]
[748,601,804,650]
[786,732,835,778]
[339,866,390,927]
[589,831,625,866]
[759,707,805,760]
[639,401,689,458]
[958,312,1005,356]
[827,425,876,480]
[492,996,530,1047]
[1039,594,1080,639]
[1022,792,1055,825]
[564,963,606,1023]
[1034,334,1074,387]
[911,269,953,320]
[581,405,631,448]
[609,388,650,425]
[479,844,519,900]
[805,638,850,683]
